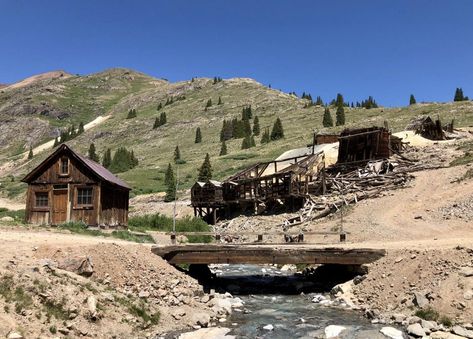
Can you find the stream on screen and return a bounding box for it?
[167,264,403,338]
[210,264,395,338]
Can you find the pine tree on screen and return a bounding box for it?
[250,135,256,147]
[126,109,137,119]
[270,118,284,141]
[157,102,163,111]
[130,150,139,167]
[336,93,344,108]
[218,96,223,105]
[109,147,138,173]
[153,117,160,129]
[102,148,112,168]
[88,143,100,162]
[261,128,270,144]
[53,137,59,147]
[336,105,345,126]
[78,122,85,134]
[315,96,324,106]
[205,99,212,108]
[159,112,167,125]
[164,178,176,202]
[454,88,465,102]
[195,127,202,143]
[409,94,416,105]
[27,146,33,159]
[243,117,252,137]
[69,124,76,138]
[174,145,181,163]
[164,163,175,187]
[197,153,212,181]
[252,116,260,135]
[322,107,334,127]
[219,140,227,156]
[241,135,251,149]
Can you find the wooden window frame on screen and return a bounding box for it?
[33,191,50,211]
[58,157,70,177]
[74,185,94,210]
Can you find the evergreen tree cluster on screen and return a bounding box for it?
[315,96,324,106]
[108,147,139,173]
[53,122,85,147]
[360,96,379,109]
[126,109,137,119]
[260,128,270,144]
[301,92,313,101]
[153,112,167,129]
[94,145,138,173]
[213,76,223,84]
[322,107,334,127]
[454,88,469,101]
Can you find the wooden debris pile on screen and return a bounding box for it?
[282,157,419,229]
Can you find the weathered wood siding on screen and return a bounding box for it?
[100,184,129,226]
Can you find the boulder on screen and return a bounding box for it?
[324,325,346,338]
[380,326,404,339]
[1,216,14,222]
[407,323,426,337]
[413,292,429,308]
[178,327,234,339]
[58,257,94,277]
[430,331,465,339]
[452,325,473,339]
[190,312,211,328]
[263,324,274,331]
[459,267,473,277]
[7,332,24,339]
[210,298,233,315]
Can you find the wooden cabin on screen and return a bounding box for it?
[337,127,392,164]
[22,144,131,227]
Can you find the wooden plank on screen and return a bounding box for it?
[151,244,385,265]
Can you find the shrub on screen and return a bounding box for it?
[414,307,439,321]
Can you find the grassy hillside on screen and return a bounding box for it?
[1,68,472,199]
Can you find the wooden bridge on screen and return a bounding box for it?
[151,244,385,265]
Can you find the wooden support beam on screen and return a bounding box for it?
[152,244,386,265]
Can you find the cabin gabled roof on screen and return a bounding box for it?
[22,144,131,190]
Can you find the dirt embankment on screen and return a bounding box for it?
[0,229,234,338]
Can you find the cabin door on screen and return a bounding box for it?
[52,189,68,224]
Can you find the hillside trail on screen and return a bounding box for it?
[312,163,473,246]
[19,114,111,160]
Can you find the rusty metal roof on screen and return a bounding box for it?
[22,144,131,190]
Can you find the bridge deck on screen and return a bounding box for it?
[151,244,385,265]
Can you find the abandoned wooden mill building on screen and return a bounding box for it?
[191,152,326,224]
[22,144,130,227]
[191,125,406,225]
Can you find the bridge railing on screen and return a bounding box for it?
[163,231,348,244]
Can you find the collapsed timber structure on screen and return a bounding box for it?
[192,152,326,224]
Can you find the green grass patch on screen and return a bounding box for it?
[128,214,212,243]
[414,307,439,321]
[451,141,473,166]
[0,275,33,314]
[57,221,154,243]
[116,297,160,325]
[43,297,70,321]
[0,208,25,223]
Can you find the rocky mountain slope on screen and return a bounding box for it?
[1,68,472,199]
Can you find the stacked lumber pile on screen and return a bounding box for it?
[282,157,423,229]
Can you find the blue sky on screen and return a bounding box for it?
[0,0,472,106]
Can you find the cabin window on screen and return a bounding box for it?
[59,157,69,175]
[77,187,93,206]
[35,192,49,207]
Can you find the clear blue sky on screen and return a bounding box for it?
[1,0,472,106]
